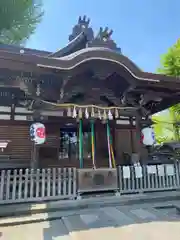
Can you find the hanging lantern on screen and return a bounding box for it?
[91,107,95,118]
[78,108,83,119]
[85,108,89,119]
[115,108,119,119]
[67,107,71,117]
[72,107,77,118]
[141,127,156,146]
[30,123,46,145]
[108,110,113,120]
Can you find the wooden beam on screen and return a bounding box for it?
[59,74,123,106]
[10,103,15,120]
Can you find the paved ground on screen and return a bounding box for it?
[1,201,180,239]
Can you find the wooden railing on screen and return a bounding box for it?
[0,168,77,204]
[117,163,180,194]
[0,163,180,204]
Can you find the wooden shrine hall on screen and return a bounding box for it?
[0,15,180,170]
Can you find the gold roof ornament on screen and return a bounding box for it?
[103,110,107,120]
[40,100,138,119]
[85,108,89,119]
[78,108,83,119]
[91,107,95,118]
[98,109,102,119]
[108,110,113,120]
[118,109,122,118]
[67,107,72,117]
[72,107,77,118]
[115,108,119,119]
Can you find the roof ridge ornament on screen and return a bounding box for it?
[69,15,94,42]
[78,15,90,27]
[51,16,121,58]
[97,27,113,41]
[88,26,121,52]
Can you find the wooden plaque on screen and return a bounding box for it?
[77,168,118,193]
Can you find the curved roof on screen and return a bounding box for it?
[37,47,180,84]
[0,16,180,114]
[48,32,87,58]
[0,42,180,87]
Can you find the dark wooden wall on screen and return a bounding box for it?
[115,128,148,164]
[0,121,32,168]
[0,120,146,169]
[38,123,60,168]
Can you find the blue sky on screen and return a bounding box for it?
[27,0,180,72]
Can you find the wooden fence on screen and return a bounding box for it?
[117,164,180,194]
[0,168,77,204]
[0,164,180,204]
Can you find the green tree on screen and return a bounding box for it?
[152,112,175,144]
[158,39,180,76]
[155,39,180,141]
[0,0,43,45]
[158,38,180,115]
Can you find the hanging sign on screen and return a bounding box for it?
[147,165,156,174]
[141,127,156,146]
[30,123,46,145]
[166,164,174,176]
[135,166,143,178]
[123,166,130,178]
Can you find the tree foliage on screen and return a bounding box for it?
[154,39,180,142]
[158,39,180,116]
[158,39,180,77]
[152,112,175,144]
[0,0,43,45]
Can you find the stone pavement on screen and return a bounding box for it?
[1,200,180,239]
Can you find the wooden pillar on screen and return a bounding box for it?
[31,142,39,169]
[112,121,116,160]
[10,103,15,120]
[135,114,142,161]
[129,117,135,153]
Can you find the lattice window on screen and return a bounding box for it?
[59,128,91,160]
